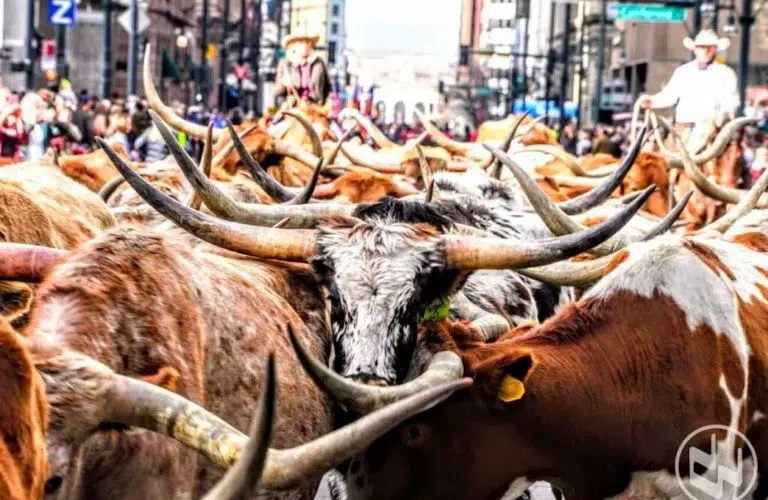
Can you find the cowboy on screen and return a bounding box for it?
[641,30,739,128]
[275,34,331,105]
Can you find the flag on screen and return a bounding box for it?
[161,48,181,81]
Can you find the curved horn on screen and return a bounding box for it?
[660,116,756,165]
[413,108,491,162]
[99,175,128,202]
[520,145,605,177]
[201,354,276,500]
[102,349,470,490]
[286,158,323,205]
[186,123,214,210]
[143,44,222,140]
[272,138,323,168]
[228,121,294,203]
[97,137,317,260]
[282,111,323,158]
[443,188,652,270]
[425,179,436,203]
[145,112,353,228]
[516,253,615,287]
[698,165,768,234]
[210,124,260,170]
[490,112,530,179]
[340,144,404,173]
[488,144,659,254]
[557,125,647,215]
[339,108,397,149]
[325,123,358,166]
[0,243,67,282]
[450,293,510,341]
[414,144,434,188]
[642,190,693,240]
[659,116,768,207]
[288,325,464,415]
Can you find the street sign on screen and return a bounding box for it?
[48,0,76,26]
[608,3,687,22]
[118,7,151,35]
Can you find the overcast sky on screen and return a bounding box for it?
[345,0,462,62]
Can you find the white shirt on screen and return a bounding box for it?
[650,60,739,124]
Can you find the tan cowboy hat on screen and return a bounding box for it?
[283,33,320,49]
[683,29,730,51]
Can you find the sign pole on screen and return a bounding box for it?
[218,0,230,110]
[738,0,753,116]
[594,0,606,124]
[559,2,572,133]
[25,0,35,89]
[101,0,112,98]
[127,0,138,96]
[200,0,210,104]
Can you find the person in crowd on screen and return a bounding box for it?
[72,94,95,148]
[275,33,331,105]
[133,123,170,163]
[560,120,578,155]
[105,107,131,153]
[641,29,738,138]
[576,128,593,156]
[0,105,25,161]
[130,100,152,145]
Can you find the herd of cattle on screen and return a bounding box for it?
[1,51,768,499]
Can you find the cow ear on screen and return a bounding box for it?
[497,353,535,403]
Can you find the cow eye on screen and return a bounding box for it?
[401,423,431,448]
[44,475,63,495]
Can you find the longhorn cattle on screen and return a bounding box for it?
[99,110,651,396]
[319,222,768,500]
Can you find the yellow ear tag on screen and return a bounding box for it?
[498,375,525,402]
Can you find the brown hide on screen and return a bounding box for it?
[356,236,768,499]
[312,171,419,203]
[621,151,670,217]
[0,317,48,500]
[27,226,332,500]
[56,143,131,192]
[477,115,557,146]
[0,162,113,326]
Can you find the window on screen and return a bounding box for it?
[328,40,337,64]
[331,22,338,35]
[331,4,340,16]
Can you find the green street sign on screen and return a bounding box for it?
[608,3,687,23]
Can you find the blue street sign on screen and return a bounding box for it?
[48,0,76,26]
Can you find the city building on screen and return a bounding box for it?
[289,0,346,76]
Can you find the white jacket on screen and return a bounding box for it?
[649,60,739,123]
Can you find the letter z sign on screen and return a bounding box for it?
[48,0,76,26]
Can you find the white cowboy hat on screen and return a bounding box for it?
[683,29,730,51]
[283,33,320,49]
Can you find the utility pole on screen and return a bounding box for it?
[238,0,246,101]
[738,0,753,116]
[252,0,262,115]
[594,0,606,125]
[544,1,556,126]
[219,0,231,109]
[712,0,720,30]
[25,0,35,89]
[127,0,138,95]
[693,0,702,34]
[101,0,112,98]
[576,3,586,128]
[200,0,210,104]
[521,13,530,108]
[56,26,67,78]
[559,2,572,132]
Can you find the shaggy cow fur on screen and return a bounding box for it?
[0,317,48,500]
[25,226,332,500]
